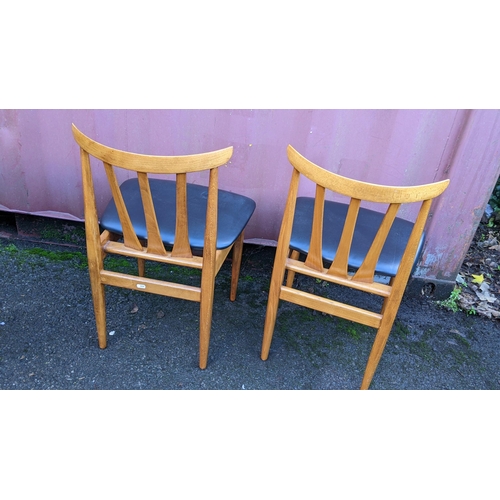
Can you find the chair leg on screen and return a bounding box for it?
[230,232,244,301]
[360,312,398,389]
[88,266,107,349]
[137,258,145,277]
[261,247,289,360]
[361,280,409,389]
[199,262,216,369]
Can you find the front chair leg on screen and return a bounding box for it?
[261,245,289,361]
[360,318,396,389]
[88,267,107,349]
[199,261,216,369]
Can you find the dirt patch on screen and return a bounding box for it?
[443,215,500,319]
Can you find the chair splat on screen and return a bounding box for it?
[328,197,361,279]
[352,202,401,283]
[171,173,193,258]
[134,172,167,256]
[103,162,142,251]
[304,184,326,272]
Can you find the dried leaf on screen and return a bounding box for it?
[458,292,476,309]
[478,236,498,248]
[476,302,500,318]
[475,282,497,303]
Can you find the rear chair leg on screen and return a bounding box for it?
[286,249,300,287]
[230,232,244,301]
[137,258,145,277]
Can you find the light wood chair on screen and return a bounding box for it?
[261,145,449,389]
[72,124,255,368]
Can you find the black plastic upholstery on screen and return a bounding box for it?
[289,197,424,277]
[100,178,256,250]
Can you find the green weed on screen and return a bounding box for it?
[438,286,462,313]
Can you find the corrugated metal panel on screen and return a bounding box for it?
[1,109,500,283]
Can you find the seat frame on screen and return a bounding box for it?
[73,124,251,368]
[261,145,449,389]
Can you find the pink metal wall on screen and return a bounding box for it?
[1,109,500,285]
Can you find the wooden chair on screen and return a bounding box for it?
[261,145,449,389]
[72,124,255,368]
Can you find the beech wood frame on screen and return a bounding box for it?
[73,124,245,368]
[261,145,450,389]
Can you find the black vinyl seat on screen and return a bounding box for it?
[100,178,256,250]
[290,197,424,277]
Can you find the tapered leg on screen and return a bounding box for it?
[361,274,411,389]
[262,168,300,361]
[199,261,216,369]
[360,302,400,389]
[261,248,289,360]
[230,232,244,301]
[88,264,107,349]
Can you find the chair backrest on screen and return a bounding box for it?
[72,124,233,259]
[284,145,450,287]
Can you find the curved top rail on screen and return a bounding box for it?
[72,124,233,174]
[287,145,450,203]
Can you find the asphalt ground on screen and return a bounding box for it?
[1,214,499,390]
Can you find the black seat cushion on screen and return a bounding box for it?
[290,198,424,277]
[100,179,256,250]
